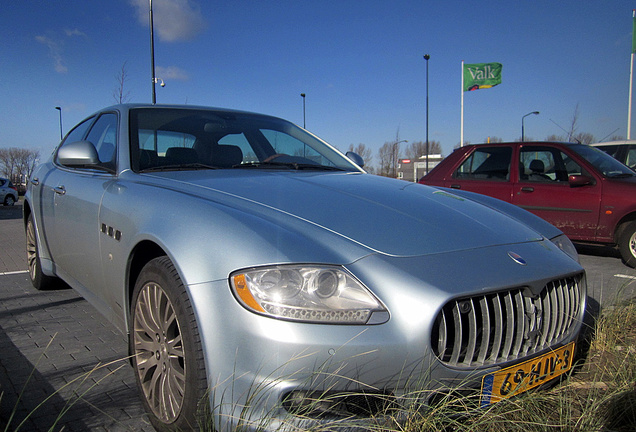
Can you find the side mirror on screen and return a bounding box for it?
[568,174,593,187]
[345,151,364,168]
[57,140,100,167]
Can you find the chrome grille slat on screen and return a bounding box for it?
[501,292,515,360]
[512,290,525,357]
[463,298,478,366]
[476,297,490,365]
[433,274,584,368]
[437,309,447,359]
[450,302,462,365]
[489,294,504,363]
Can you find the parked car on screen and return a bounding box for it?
[0,177,18,206]
[420,141,636,267]
[25,106,586,432]
[591,140,636,170]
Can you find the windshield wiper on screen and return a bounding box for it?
[139,163,219,172]
[234,161,345,171]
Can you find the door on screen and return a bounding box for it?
[444,145,514,202]
[40,113,118,291]
[512,145,601,241]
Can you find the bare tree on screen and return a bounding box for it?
[0,147,40,186]
[566,103,580,142]
[571,132,596,145]
[546,134,564,142]
[404,141,442,160]
[377,142,394,177]
[484,136,503,143]
[377,139,402,178]
[347,143,374,172]
[113,61,131,104]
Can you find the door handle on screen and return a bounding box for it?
[54,185,66,195]
[521,187,534,193]
[31,177,40,186]
[450,184,461,189]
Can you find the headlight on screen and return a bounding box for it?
[551,234,579,262]
[230,265,388,324]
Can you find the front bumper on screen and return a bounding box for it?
[187,240,586,431]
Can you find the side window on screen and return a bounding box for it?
[86,113,118,166]
[519,148,558,182]
[453,147,512,181]
[561,152,584,177]
[626,147,636,169]
[60,117,94,146]
[520,147,579,182]
[55,116,95,165]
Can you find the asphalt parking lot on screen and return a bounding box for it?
[0,201,635,431]
[0,203,154,432]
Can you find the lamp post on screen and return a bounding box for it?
[55,106,63,140]
[522,111,539,141]
[149,0,157,104]
[423,54,430,179]
[300,93,306,128]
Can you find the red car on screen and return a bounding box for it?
[420,142,636,267]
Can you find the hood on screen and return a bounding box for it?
[144,170,545,257]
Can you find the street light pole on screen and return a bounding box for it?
[55,106,63,140]
[300,93,306,128]
[149,0,157,104]
[522,111,540,141]
[424,54,430,179]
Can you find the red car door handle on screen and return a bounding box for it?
[521,187,534,192]
[450,184,461,189]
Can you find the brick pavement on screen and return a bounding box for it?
[0,203,154,431]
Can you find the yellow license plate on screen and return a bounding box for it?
[480,342,575,407]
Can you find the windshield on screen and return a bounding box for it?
[129,107,361,173]
[571,144,635,178]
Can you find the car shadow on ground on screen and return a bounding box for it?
[0,204,22,221]
[574,242,622,260]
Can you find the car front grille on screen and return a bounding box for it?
[432,274,584,368]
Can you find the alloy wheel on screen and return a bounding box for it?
[132,282,186,423]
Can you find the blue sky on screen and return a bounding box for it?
[2,0,636,167]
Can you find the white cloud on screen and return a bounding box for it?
[130,0,206,42]
[64,28,87,38]
[35,35,67,73]
[36,29,86,74]
[156,65,189,81]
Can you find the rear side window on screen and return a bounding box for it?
[454,147,512,181]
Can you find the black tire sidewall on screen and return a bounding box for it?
[129,256,208,432]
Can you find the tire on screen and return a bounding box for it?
[4,195,16,206]
[129,256,208,431]
[618,220,636,268]
[26,214,58,290]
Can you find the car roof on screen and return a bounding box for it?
[457,141,578,150]
[591,140,636,146]
[97,104,283,120]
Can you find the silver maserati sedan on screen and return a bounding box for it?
[24,104,586,431]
